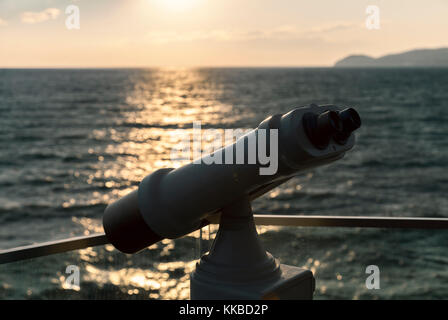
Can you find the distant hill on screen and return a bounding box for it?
[334,48,448,67]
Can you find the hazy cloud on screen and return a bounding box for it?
[21,8,60,24]
[308,22,359,34]
[0,18,7,26]
[144,22,359,44]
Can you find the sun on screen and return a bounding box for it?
[155,0,199,11]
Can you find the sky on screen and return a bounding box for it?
[0,0,447,67]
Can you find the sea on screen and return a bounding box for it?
[0,68,447,299]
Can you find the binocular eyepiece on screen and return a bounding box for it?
[303,107,361,149]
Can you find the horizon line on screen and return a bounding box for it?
[2,65,448,70]
[0,65,333,69]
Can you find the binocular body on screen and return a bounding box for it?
[103,104,360,253]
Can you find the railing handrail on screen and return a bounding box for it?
[1,214,447,264]
[0,234,109,265]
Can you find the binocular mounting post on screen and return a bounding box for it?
[190,196,315,299]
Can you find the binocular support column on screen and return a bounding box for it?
[190,196,315,300]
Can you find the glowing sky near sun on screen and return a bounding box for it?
[0,0,447,67]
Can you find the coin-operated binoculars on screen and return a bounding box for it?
[103,104,361,299]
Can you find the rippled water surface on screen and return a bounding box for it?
[0,68,447,299]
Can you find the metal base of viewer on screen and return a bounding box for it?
[190,196,315,300]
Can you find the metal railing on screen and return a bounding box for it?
[1,214,447,265]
